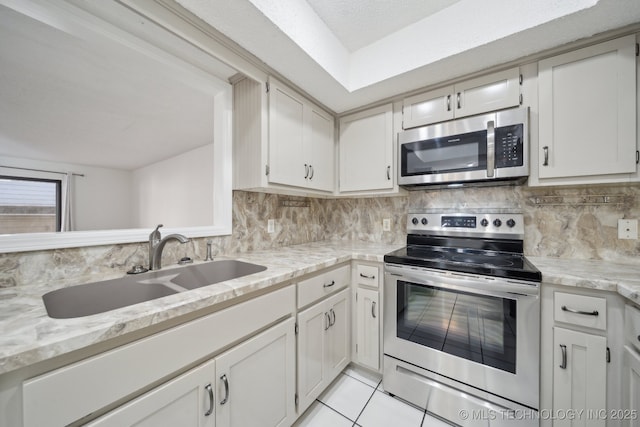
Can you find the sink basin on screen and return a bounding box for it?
[42,260,267,319]
[170,259,267,290]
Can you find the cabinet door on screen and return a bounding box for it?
[624,346,640,427]
[326,289,350,378]
[538,35,637,180]
[215,318,296,427]
[402,86,454,128]
[87,360,216,427]
[268,80,306,187]
[339,104,393,192]
[553,327,607,427]
[297,301,329,413]
[355,288,380,371]
[455,67,520,118]
[306,106,335,192]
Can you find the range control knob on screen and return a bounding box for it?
[493,219,502,227]
[480,218,489,227]
[506,218,516,228]
[421,218,428,225]
[412,217,419,225]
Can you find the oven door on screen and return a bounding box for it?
[384,263,540,411]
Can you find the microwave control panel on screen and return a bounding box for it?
[495,124,523,168]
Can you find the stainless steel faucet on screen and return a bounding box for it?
[148,224,190,270]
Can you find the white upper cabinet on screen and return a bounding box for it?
[339,104,396,194]
[268,81,306,188]
[402,67,521,129]
[307,106,335,192]
[534,34,638,185]
[233,77,335,195]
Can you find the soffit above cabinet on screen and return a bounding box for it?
[175,0,640,113]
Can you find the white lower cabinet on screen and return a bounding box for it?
[553,326,607,427]
[297,288,350,414]
[355,287,379,371]
[87,360,216,427]
[90,318,296,427]
[541,285,625,427]
[215,318,296,427]
[624,345,640,427]
[352,262,382,372]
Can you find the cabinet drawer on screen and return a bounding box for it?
[554,292,606,330]
[356,264,380,288]
[297,265,350,308]
[625,305,640,352]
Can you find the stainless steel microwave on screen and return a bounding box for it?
[398,107,529,188]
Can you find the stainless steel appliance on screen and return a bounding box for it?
[383,212,541,426]
[398,108,529,188]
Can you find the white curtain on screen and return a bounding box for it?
[60,172,74,232]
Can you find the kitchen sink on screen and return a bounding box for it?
[42,260,267,319]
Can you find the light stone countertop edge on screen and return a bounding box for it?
[0,241,401,375]
[1,242,639,376]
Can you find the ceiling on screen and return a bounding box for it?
[0,2,235,170]
[175,0,640,113]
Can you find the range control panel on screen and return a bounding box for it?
[408,212,524,238]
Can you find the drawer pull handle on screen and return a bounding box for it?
[220,374,229,405]
[559,344,567,369]
[561,305,599,316]
[323,280,335,288]
[204,384,214,416]
[360,273,376,279]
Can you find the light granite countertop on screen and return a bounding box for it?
[529,256,640,302]
[0,241,402,376]
[1,240,639,377]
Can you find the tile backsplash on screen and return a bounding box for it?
[1,184,639,288]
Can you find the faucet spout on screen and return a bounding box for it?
[149,231,190,270]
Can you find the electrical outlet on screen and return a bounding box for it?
[383,218,391,231]
[618,219,638,239]
[267,219,275,234]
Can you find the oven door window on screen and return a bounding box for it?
[401,130,487,176]
[396,280,516,373]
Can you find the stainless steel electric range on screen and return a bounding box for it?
[383,212,541,426]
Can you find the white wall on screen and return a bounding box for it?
[131,144,214,228]
[0,156,134,231]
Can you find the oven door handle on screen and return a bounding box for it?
[385,266,539,299]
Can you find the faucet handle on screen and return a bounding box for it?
[205,239,214,261]
[149,224,163,243]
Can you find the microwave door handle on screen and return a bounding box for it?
[486,120,495,178]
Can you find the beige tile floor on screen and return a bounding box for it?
[294,365,453,427]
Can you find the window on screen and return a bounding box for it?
[0,176,61,234]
